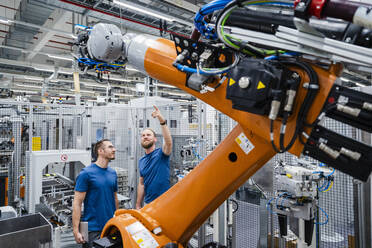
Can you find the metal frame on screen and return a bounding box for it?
[25,149,90,213]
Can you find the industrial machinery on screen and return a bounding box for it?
[73,0,372,247]
[38,173,76,227]
[269,159,334,247]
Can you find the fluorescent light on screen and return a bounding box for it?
[34,67,55,72]
[126,66,139,72]
[12,89,38,94]
[158,90,190,96]
[156,83,176,88]
[24,76,43,81]
[58,69,73,74]
[340,77,350,82]
[47,54,74,61]
[56,92,75,97]
[15,84,42,89]
[83,82,108,88]
[354,82,366,87]
[110,77,131,82]
[136,83,145,92]
[113,0,175,22]
[114,93,133,97]
[0,19,9,24]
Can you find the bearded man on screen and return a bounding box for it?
[136,105,172,209]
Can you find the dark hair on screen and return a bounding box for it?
[142,128,156,137]
[94,139,110,158]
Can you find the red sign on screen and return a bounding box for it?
[61,154,68,161]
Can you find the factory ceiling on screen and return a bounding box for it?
[0,0,207,102]
[0,0,370,103]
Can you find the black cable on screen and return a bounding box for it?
[279,112,290,152]
[277,59,319,152]
[230,198,239,213]
[225,36,265,58]
[215,0,267,57]
[270,119,281,153]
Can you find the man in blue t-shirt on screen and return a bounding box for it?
[136,105,173,209]
[72,139,119,248]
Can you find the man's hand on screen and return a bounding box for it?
[73,230,85,244]
[151,105,165,123]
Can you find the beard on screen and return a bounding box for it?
[106,154,115,161]
[141,140,154,149]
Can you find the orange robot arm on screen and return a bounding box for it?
[78,1,372,243]
[93,35,342,248]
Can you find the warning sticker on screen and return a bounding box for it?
[257,81,266,89]
[235,133,255,155]
[126,222,159,248]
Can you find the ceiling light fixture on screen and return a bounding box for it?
[126,66,139,72]
[113,0,175,22]
[110,77,132,82]
[83,82,108,88]
[354,82,366,87]
[0,19,11,24]
[47,54,74,61]
[156,83,177,88]
[158,90,190,97]
[12,89,38,94]
[114,93,133,97]
[33,67,55,72]
[24,76,43,81]
[15,84,42,89]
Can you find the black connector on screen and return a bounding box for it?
[325,84,372,132]
[294,0,312,20]
[304,125,372,181]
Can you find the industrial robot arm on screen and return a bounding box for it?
[73,1,372,247]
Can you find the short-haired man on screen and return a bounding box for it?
[136,105,172,209]
[72,139,119,247]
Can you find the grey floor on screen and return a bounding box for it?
[60,231,81,248]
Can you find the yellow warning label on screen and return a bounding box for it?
[229,78,236,86]
[235,133,255,155]
[32,137,41,151]
[257,81,266,89]
[136,238,143,244]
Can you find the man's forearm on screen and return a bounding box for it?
[161,124,172,145]
[72,202,82,233]
[136,184,144,208]
[115,194,119,210]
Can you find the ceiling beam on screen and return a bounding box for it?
[162,0,199,13]
[26,9,72,60]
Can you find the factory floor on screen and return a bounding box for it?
[60,230,80,248]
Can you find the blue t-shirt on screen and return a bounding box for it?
[75,164,118,231]
[139,148,170,204]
